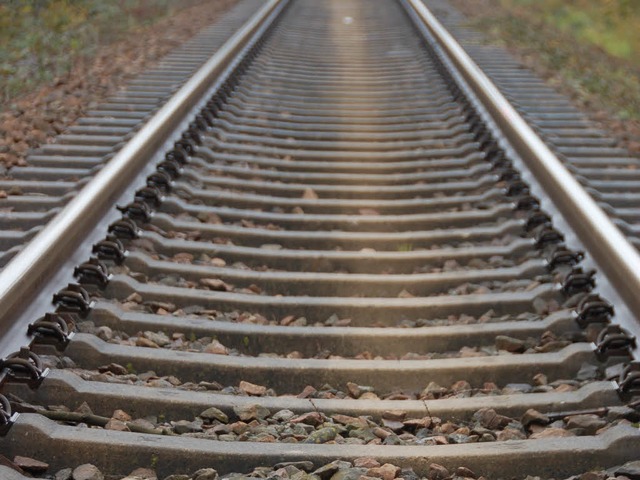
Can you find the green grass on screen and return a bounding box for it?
[0,0,203,105]
[471,0,640,120]
[503,0,639,61]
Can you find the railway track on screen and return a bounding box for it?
[1,0,639,479]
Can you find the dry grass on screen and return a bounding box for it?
[0,0,205,106]
[447,0,640,152]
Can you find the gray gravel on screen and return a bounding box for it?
[11,458,640,480]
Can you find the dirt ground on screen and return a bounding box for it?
[0,0,236,170]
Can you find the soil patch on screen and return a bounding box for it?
[0,0,236,169]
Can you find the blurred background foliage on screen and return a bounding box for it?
[472,0,640,120]
[502,0,639,61]
[0,0,204,103]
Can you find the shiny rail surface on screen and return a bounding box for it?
[0,0,638,479]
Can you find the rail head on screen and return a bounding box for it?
[0,0,288,358]
[404,0,640,326]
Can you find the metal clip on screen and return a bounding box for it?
[506,180,530,197]
[525,211,551,232]
[562,268,596,295]
[0,347,49,388]
[515,195,541,211]
[74,257,111,287]
[108,218,139,239]
[489,151,509,169]
[157,158,182,179]
[534,226,564,248]
[147,171,172,194]
[219,83,233,97]
[27,312,75,348]
[135,186,162,207]
[206,97,224,114]
[472,126,488,141]
[92,235,127,263]
[197,111,215,128]
[483,143,501,159]
[52,284,93,315]
[193,115,210,130]
[547,246,584,270]
[0,394,18,435]
[175,139,195,156]
[464,111,479,125]
[595,325,636,360]
[165,146,188,165]
[576,294,614,328]
[498,168,520,182]
[183,128,202,146]
[618,361,640,396]
[117,201,152,223]
[480,138,498,153]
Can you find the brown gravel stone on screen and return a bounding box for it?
[13,456,48,473]
[368,464,401,480]
[297,385,317,398]
[533,373,548,386]
[302,188,319,200]
[346,382,373,398]
[200,278,232,291]
[200,407,229,423]
[473,408,512,429]
[521,409,550,429]
[193,468,219,480]
[105,418,130,432]
[565,414,607,435]
[554,384,577,393]
[72,463,104,480]
[331,414,368,428]
[126,468,157,479]
[428,463,450,480]
[403,417,432,429]
[495,335,526,352]
[290,411,324,426]
[204,340,229,355]
[112,409,132,422]
[54,468,73,480]
[496,428,527,441]
[383,410,407,422]
[529,427,575,439]
[239,380,267,396]
[75,402,93,416]
[373,427,392,439]
[578,472,606,480]
[354,458,381,469]
[455,467,477,479]
[359,391,380,400]
[135,337,159,349]
[233,404,270,422]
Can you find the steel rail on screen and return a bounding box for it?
[405,0,640,323]
[0,0,286,349]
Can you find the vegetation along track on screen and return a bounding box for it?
[0,0,639,479]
